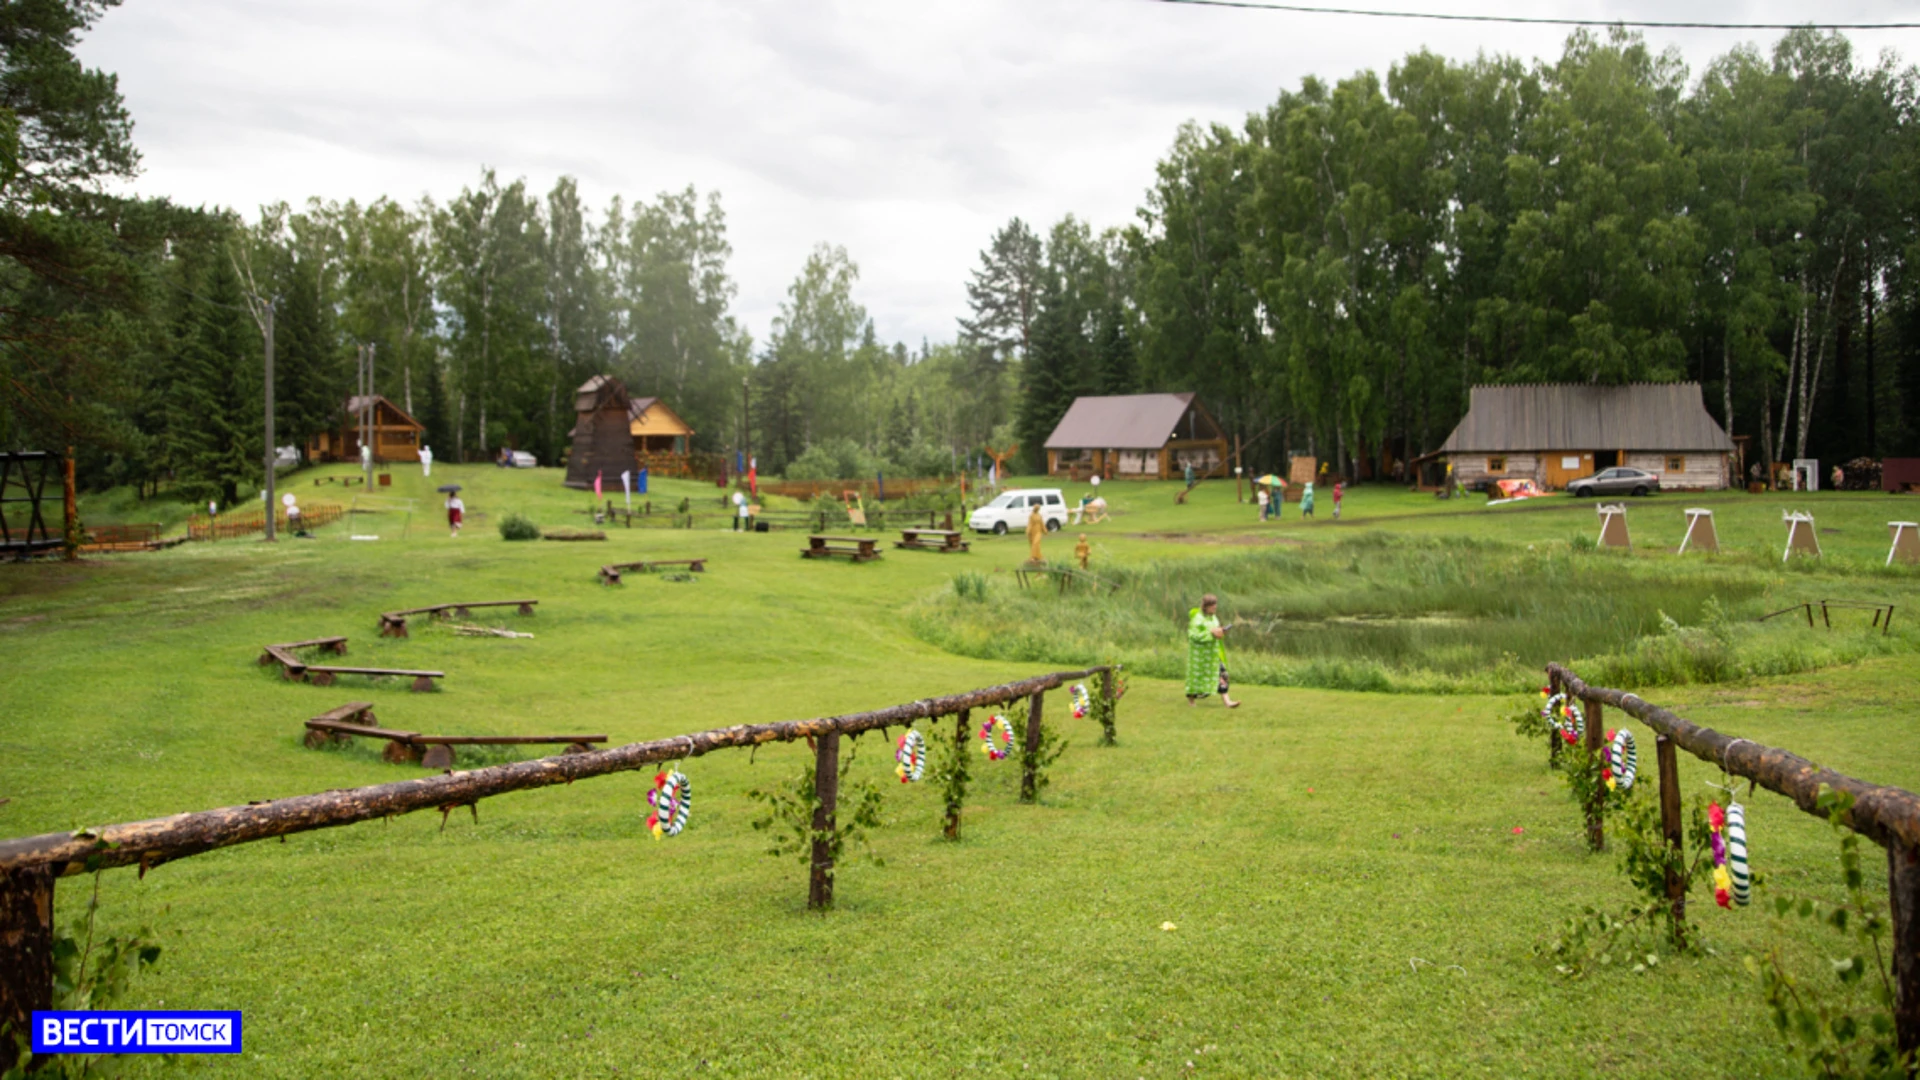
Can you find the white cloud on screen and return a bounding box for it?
[81,0,1915,349]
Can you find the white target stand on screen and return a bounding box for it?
[1678,508,1718,554]
[1889,522,1920,567]
[1782,510,1821,561]
[1596,503,1629,549]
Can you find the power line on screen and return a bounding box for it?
[1149,0,1920,31]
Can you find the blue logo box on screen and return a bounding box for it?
[32,1011,242,1055]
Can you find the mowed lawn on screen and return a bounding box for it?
[3,465,1920,1077]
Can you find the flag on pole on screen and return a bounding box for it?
[637,467,649,495]
[594,471,603,501]
[620,470,632,509]
[748,456,757,497]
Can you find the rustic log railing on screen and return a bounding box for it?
[1545,662,1920,1060]
[0,664,1116,1040]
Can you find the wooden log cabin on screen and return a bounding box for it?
[565,375,699,488]
[306,396,425,464]
[1437,383,1735,492]
[628,395,696,477]
[1043,392,1229,480]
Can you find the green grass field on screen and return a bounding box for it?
[5,465,1920,1077]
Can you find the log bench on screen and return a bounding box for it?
[303,665,445,692]
[801,534,880,562]
[259,637,351,679]
[599,558,708,585]
[302,702,377,748]
[379,600,538,637]
[894,527,969,553]
[302,718,607,767]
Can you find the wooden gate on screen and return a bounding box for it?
[1545,452,1593,490]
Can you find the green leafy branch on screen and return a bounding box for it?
[4,871,163,1080]
[747,757,886,870]
[1540,790,1715,975]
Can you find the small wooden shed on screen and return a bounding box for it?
[307,396,425,464]
[1043,393,1228,481]
[565,375,634,490]
[1438,383,1734,491]
[629,396,696,472]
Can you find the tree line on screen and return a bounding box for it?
[4,7,1917,503]
[995,27,1920,478]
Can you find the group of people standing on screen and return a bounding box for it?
[1253,480,1342,521]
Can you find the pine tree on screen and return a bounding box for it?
[1015,277,1086,472]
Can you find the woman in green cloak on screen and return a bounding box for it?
[1185,594,1239,707]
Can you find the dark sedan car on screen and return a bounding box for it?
[1567,466,1661,497]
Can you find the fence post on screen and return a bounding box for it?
[1101,666,1118,745]
[1584,699,1606,852]
[1547,671,1562,767]
[1889,841,1920,1063]
[0,864,54,1053]
[1655,733,1687,947]
[808,730,840,910]
[1020,691,1045,803]
[945,710,970,840]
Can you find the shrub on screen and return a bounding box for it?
[498,513,540,541]
[952,572,989,602]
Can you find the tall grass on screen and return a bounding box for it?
[911,535,1917,693]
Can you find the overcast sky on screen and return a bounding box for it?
[79,0,1914,351]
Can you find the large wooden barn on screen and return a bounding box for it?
[1043,393,1229,480]
[1437,383,1735,491]
[305,396,425,464]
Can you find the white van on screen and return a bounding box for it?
[969,489,1068,535]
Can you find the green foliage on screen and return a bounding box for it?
[1012,698,1067,802]
[497,513,540,541]
[1539,791,1714,976]
[747,754,886,872]
[4,873,163,1080]
[1086,668,1123,746]
[951,571,989,603]
[1750,787,1907,1078]
[931,716,971,840]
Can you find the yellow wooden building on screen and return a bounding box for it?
[306,396,425,464]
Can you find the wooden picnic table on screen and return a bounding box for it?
[302,717,607,767]
[599,558,707,584]
[380,600,538,637]
[894,527,969,553]
[801,534,881,562]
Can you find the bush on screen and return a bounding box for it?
[498,513,540,541]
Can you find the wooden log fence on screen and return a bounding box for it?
[1545,661,1920,1059]
[0,664,1117,1036]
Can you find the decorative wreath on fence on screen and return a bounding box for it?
[1070,683,1091,719]
[1607,728,1638,791]
[647,769,691,839]
[1709,802,1732,908]
[895,729,927,783]
[979,714,1016,761]
[1726,802,1752,907]
[1542,692,1585,744]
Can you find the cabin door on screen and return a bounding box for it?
[1545,452,1593,490]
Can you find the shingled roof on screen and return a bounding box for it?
[1440,383,1735,453]
[1045,393,1205,450]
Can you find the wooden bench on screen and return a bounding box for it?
[302,702,377,748]
[599,559,708,585]
[302,718,607,767]
[304,665,446,692]
[801,535,880,562]
[258,637,351,680]
[379,600,538,637]
[895,528,969,554]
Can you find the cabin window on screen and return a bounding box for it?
[1666,456,1684,472]
[1487,456,1506,473]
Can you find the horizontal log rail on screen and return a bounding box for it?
[1545,662,1920,1062]
[0,664,1109,877]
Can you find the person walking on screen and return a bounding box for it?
[419,444,433,477]
[1332,480,1344,521]
[1255,484,1269,523]
[1272,479,1285,519]
[1184,594,1238,708]
[1300,482,1315,519]
[446,492,464,537]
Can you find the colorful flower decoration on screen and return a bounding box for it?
[1070,683,1091,719]
[1607,728,1638,791]
[979,714,1016,761]
[1542,692,1585,744]
[1726,802,1752,907]
[895,729,927,783]
[1709,801,1731,908]
[646,769,691,839]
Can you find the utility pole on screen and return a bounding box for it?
[261,300,276,542]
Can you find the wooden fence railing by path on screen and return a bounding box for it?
[756,476,959,501]
[187,502,344,541]
[1545,662,1920,1060]
[0,664,1117,1040]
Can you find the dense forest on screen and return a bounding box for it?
[2,4,1916,499]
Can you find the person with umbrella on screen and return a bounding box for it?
[439,483,464,537]
[1254,474,1285,520]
